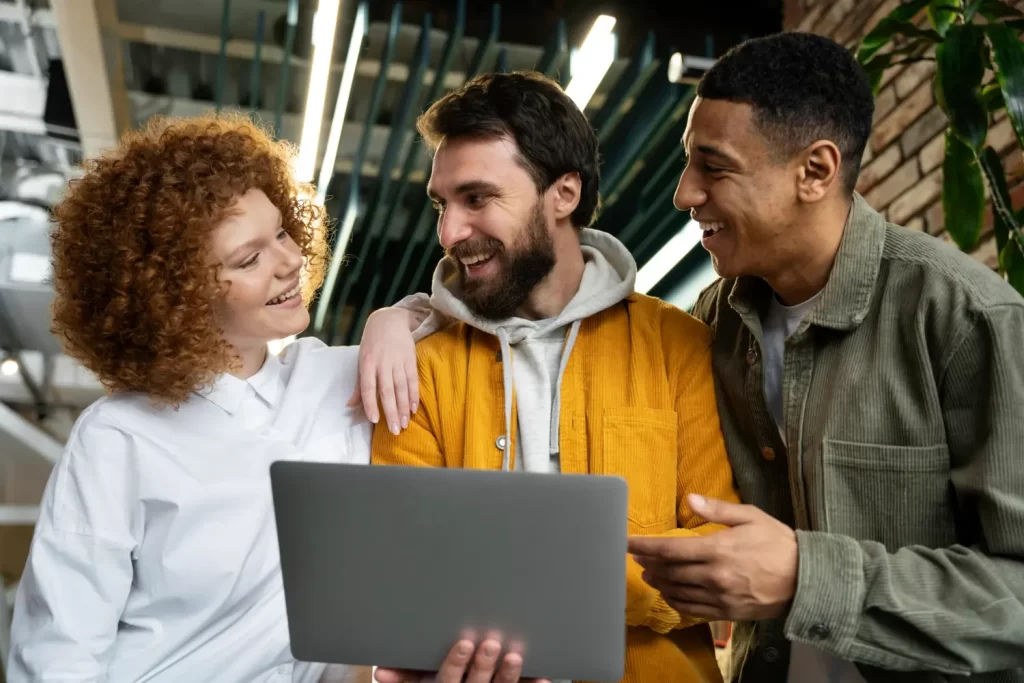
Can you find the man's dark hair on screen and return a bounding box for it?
[698,32,874,195]
[417,71,601,228]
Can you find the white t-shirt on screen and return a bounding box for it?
[9,338,370,683]
[760,292,868,683]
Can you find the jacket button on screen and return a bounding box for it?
[809,623,831,640]
[746,347,758,366]
[762,646,780,663]
[496,435,507,450]
[761,447,776,462]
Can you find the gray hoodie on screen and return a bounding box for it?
[429,228,637,473]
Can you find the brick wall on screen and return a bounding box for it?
[783,0,1024,269]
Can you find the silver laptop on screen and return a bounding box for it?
[270,462,627,682]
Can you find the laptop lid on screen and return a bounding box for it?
[270,461,627,682]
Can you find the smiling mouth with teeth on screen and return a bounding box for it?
[266,283,301,305]
[701,221,725,237]
[458,250,498,269]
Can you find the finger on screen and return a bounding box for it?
[359,365,380,424]
[644,573,720,607]
[628,535,714,563]
[373,668,417,683]
[465,639,502,683]
[494,651,523,683]
[434,639,475,683]
[405,356,420,415]
[640,559,715,588]
[392,365,410,430]
[378,365,400,435]
[688,494,761,526]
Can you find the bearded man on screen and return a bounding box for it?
[371,71,739,683]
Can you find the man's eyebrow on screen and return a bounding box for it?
[454,180,501,195]
[427,180,501,201]
[696,144,740,165]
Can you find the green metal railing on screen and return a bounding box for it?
[274,0,299,136]
[339,10,436,343]
[313,1,398,338]
[214,0,231,112]
[248,10,265,111]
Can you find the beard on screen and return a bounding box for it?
[445,199,555,320]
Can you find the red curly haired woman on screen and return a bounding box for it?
[5,113,475,683]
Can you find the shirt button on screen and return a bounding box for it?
[277,664,291,674]
[761,447,776,462]
[261,428,270,437]
[762,646,780,662]
[495,435,507,450]
[746,347,758,366]
[809,623,831,640]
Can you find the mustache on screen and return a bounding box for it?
[446,237,505,262]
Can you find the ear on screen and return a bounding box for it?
[796,140,842,204]
[550,172,582,222]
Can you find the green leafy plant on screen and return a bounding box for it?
[856,0,1024,293]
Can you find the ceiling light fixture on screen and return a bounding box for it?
[565,15,617,110]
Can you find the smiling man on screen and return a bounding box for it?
[629,31,1024,683]
[371,71,740,683]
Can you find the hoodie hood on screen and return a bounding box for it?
[429,228,637,342]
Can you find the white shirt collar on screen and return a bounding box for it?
[197,351,285,415]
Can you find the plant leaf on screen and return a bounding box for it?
[898,25,945,42]
[975,0,1024,21]
[928,0,962,37]
[857,0,933,63]
[998,241,1024,296]
[936,23,988,151]
[987,23,1024,154]
[862,52,896,94]
[942,131,986,250]
[978,146,1016,256]
[983,81,1006,112]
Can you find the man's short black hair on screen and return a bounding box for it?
[697,32,874,195]
[417,71,601,229]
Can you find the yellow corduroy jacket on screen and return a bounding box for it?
[371,292,740,683]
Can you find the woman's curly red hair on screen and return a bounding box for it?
[51,112,328,405]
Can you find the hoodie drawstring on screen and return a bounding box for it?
[549,319,582,457]
[498,328,514,471]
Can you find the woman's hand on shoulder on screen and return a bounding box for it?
[348,307,420,434]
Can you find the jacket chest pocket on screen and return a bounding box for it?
[822,439,956,551]
[601,408,678,532]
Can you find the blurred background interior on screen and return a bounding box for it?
[26,0,1008,678]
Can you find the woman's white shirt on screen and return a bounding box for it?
[8,338,372,683]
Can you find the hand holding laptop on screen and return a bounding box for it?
[374,637,551,683]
